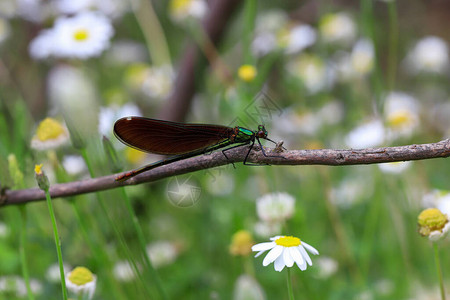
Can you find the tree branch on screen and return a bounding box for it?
[2,139,449,207]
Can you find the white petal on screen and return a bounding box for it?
[283,247,294,267]
[297,259,307,271]
[263,245,283,266]
[298,245,313,266]
[270,235,283,241]
[289,246,304,266]
[252,241,275,252]
[254,250,266,258]
[274,254,286,272]
[302,241,319,255]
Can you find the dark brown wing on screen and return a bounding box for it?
[113,117,234,155]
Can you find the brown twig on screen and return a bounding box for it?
[3,139,450,207]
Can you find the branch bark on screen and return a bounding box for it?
[2,139,450,207]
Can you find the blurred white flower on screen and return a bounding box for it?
[253,221,282,238]
[330,172,373,209]
[98,103,141,137]
[141,65,174,99]
[46,263,71,283]
[29,12,114,60]
[351,38,375,75]
[106,40,147,65]
[278,24,316,55]
[169,0,207,23]
[56,0,130,19]
[146,241,179,269]
[422,189,450,216]
[113,260,136,282]
[48,65,99,143]
[345,119,385,149]
[252,10,287,56]
[0,17,10,44]
[206,173,235,196]
[319,12,356,45]
[405,36,449,74]
[314,256,338,279]
[0,276,42,298]
[256,192,295,223]
[0,222,9,238]
[62,155,87,176]
[384,92,419,140]
[17,0,52,23]
[233,274,266,300]
[378,161,412,174]
[252,235,319,272]
[0,0,17,18]
[288,53,335,94]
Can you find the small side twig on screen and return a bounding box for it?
[3,139,450,207]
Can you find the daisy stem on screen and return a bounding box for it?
[44,187,68,300]
[433,242,446,300]
[18,206,35,300]
[286,268,295,300]
[119,187,168,300]
[80,149,155,299]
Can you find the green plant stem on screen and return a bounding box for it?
[286,268,295,300]
[80,148,158,299]
[120,187,168,299]
[18,206,35,300]
[433,243,446,300]
[44,188,68,300]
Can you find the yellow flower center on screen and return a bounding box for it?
[418,208,449,236]
[125,147,147,165]
[387,110,413,128]
[34,164,43,175]
[68,267,94,286]
[230,230,254,256]
[238,65,257,82]
[36,118,66,141]
[275,236,301,247]
[73,29,89,41]
[170,0,190,11]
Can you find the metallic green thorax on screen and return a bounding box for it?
[235,127,255,142]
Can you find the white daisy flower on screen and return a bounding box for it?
[384,91,419,140]
[417,208,450,242]
[256,192,295,223]
[29,11,114,60]
[351,38,375,75]
[52,12,114,59]
[66,266,97,300]
[252,235,319,272]
[405,36,449,74]
[30,117,70,151]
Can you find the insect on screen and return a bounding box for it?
[113,117,281,181]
